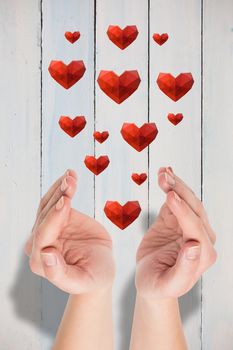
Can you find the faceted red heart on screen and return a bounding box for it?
[84,155,110,175]
[121,122,158,152]
[107,25,139,50]
[131,173,147,185]
[104,201,141,230]
[156,73,194,101]
[167,113,183,125]
[97,70,141,104]
[153,33,169,45]
[93,131,109,143]
[59,116,86,137]
[65,31,81,44]
[48,60,86,89]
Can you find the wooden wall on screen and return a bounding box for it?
[1,0,232,349]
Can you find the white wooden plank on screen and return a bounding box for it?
[0,0,42,348]
[149,1,202,349]
[41,1,95,348]
[95,1,149,349]
[202,1,233,349]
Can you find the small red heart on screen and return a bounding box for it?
[104,201,141,229]
[131,173,147,185]
[84,155,110,175]
[156,73,194,101]
[121,122,158,152]
[65,31,81,44]
[93,131,109,143]
[97,70,141,104]
[153,33,169,45]
[48,60,86,89]
[167,113,183,125]
[59,116,86,137]
[107,25,139,50]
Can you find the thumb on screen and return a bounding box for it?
[161,240,201,298]
[40,246,68,287]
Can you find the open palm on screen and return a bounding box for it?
[25,169,115,294]
[136,167,217,299]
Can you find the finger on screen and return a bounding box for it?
[40,246,91,294]
[159,240,202,297]
[166,191,217,264]
[36,169,77,216]
[158,167,216,245]
[29,195,71,276]
[37,175,77,224]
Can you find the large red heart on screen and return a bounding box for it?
[84,155,110,175]
[107,25,139,50]
[153,33,169,45]
[121,122,158,151]
[93,131,109,143]
[65,31,81,44]
[97,70,141,104]
[131,173,147,185]
[104,201,141,229]
[48,60,86,89]
[156,73,194,101]
[58,116,86,137]
[167,113,183,125]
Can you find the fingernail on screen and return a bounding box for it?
[173,192,181,202]
[41,253,57,266]
[61,177,68,192]
[56,196,64,210]
[165,172,176,187]
[185,245,200,260]
[65,169,70,177]
[166,166,175,178]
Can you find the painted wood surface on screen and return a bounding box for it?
[1,0,233,349]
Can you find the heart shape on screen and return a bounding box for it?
[153,33,169,45]
[97,70,141,104]
[107,25,139,50]
[93,131,109,143]
[84,155,110,175]
[48,60,86,89]
[65,31,81,44]
[131,173,147,185]
[104,201,141,229]
[121,122,158,151]
[167,113,183,125]
[59,116,86,137]
[156,73,194,101]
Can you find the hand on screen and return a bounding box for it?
[24,169,115,294]
[135,166,217,299]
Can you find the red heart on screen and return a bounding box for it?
[104,201,141,229]
[48,60,86,89]
[84,155,110,175]
[167,113,183,125]
[131,173,147,185]
[107,25,139,50]
[156,73,194,101]
[121,122,158,152]
[153,33,169,45]
[93,131,109,143]
[65,31,81,44]
[97,70,141,104]
[58,116,86,137]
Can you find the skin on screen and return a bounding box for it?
[24,169,115,350]
[129,166,217,350]
[24,166,217,350]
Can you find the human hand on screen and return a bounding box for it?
[24,169,115,295]
[135,166,217,299]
